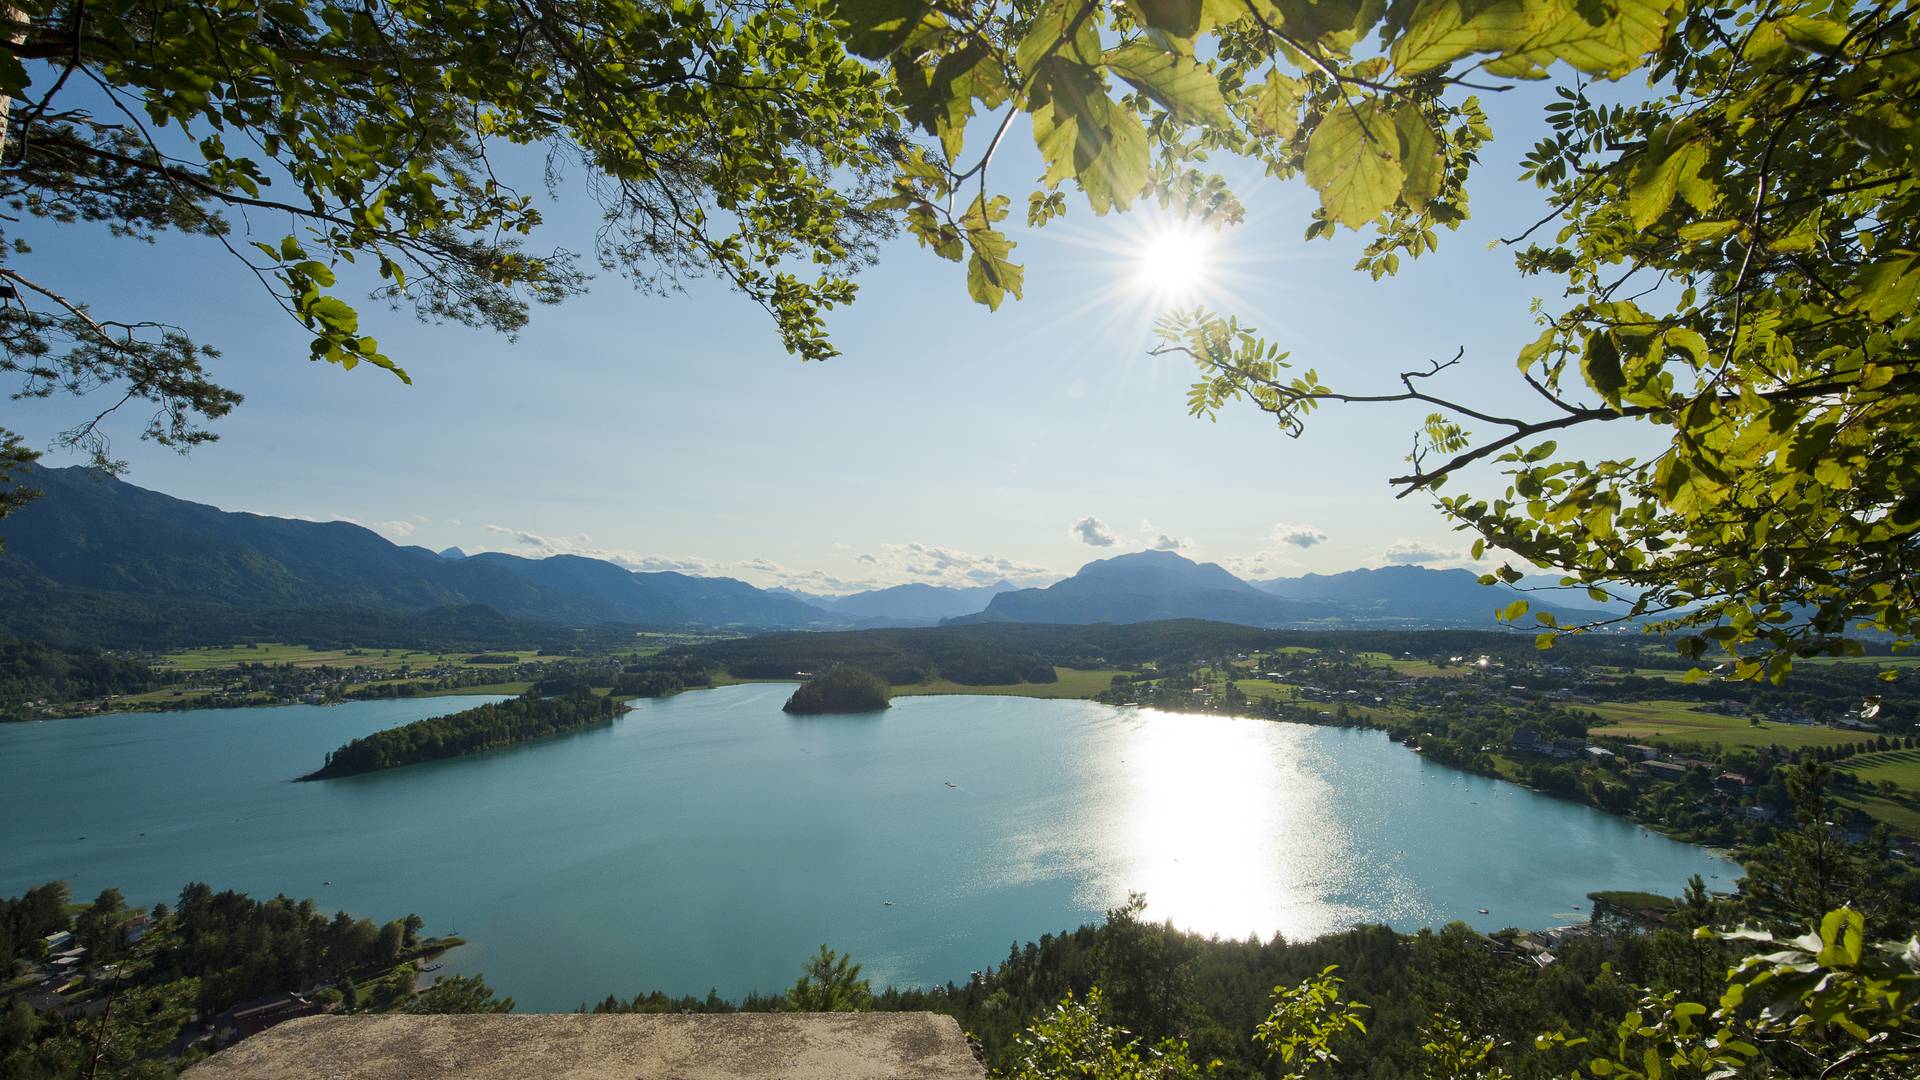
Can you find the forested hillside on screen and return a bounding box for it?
[0,466,832,646]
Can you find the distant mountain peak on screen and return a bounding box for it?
[438,546,468,559]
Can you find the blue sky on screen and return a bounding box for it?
[13,79,1639,594]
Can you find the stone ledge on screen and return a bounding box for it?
[182,1012,984,1079]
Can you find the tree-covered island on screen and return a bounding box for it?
[300,689,624,780]
[782,668,891,715]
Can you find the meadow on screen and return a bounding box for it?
[1587,701,1868,750]
[1356,651,1477,678]
[155,643,555,671]
[1838,748,1920,795]
[890,667,1126,699]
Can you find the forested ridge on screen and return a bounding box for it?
[301,690,623,780]
[0,640,158,713]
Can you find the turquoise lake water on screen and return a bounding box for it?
[0,684,1737,1009]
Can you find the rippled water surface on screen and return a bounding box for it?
[0,685,1736,1009]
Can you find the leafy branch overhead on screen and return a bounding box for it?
[1,0,903,471]
[1029,0,1918,681]
[6,0,1918,683]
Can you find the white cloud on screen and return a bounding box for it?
[479,524,708,574]
[1381,539,1458,564]
[470,527,1058,596]
[1070,516,1117,547]
[1219,552,1302,581]
[866,542,1059,588]
[1272,523,1329,549]
[1147,533,1189,551]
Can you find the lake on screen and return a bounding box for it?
[0,684,1736,1010]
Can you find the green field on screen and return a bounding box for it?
[892,667,1125,700]
[1838,792,1920,837]
[1838,748,1920,795]
[155,643,558,671]
[1798,654,1920,667]
[109,687,273,706]
[1588,701,1866,750]
[1356,651,1476,678]
[1231,678,1301,701]
[1611,667,1692,681]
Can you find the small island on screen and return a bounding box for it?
[782,668,891,715]
[301,689,624,780]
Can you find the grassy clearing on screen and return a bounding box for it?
[1837,792,1920,838]
[1613,667,1692,681]
[154,644,536,671]
[1486,753,1530,784]
[1231,678,1301,701]
[437,681,534,696]
[1837,749,1920,795]
[1588,701,1865,750]
[709,673,799,688]
[1355,651,1476,678]
[893,667,1125,699]
[155,643,573,672]
[111,687,212,705]
[1798,654,1920,667]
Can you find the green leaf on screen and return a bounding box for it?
[1127,0,1204,38]
[1846,251,1920,323]
[1304,101,1404,230]
[1019,0,1104,73]
[1583,330,1625,404]
[1395,106,1442,210]
[1251,70,1300,140]
[1393,0,1679,80]
[1676,220,1738,242]
[1032,59,1151,213]
[835,0,935,60]
[1628,139,1707,231]
[1104,41,1231,126]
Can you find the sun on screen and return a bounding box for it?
[1131,219,1218,306]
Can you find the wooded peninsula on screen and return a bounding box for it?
[300,690,623,780]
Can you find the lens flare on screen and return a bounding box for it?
[1132,220,1218,306]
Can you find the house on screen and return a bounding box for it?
[212,992,327,1045]
[1672,757,1717,772]
[1744,806,1778,823]
[1715,772,1753,794]
[42,930,72,952]
[1550,738,1584,760]
[1585,746,1616,762]
[1623,744,1660,761]
[1635,760,1689,782]
[1511,728,1552,754]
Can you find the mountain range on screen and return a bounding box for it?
[953,550,1604,630]
[776,581,1020,623]
[0,466,1604,647]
